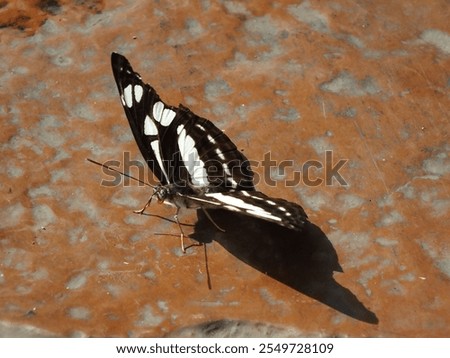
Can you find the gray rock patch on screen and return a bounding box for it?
[420,29,450,55]
[135,305,163,327]
[288,2,329,33]
[320,71,381,96]
[66,272,89,290]
[67,307,91,320]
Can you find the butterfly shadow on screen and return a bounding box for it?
[191,209,378,325]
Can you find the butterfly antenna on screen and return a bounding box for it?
[86,158,155,188]
[201,207,226,232]
[87,158,157,215]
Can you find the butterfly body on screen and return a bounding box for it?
[111,52,308,238]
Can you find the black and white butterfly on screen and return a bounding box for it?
[111,52,308,251]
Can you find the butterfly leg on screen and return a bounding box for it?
[203,243,212,290]
[174,207,204,253]
[201,207,226,233]
[174,207,186,253]
[133,194,154,215]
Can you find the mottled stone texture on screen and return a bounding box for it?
[0,0,449,337]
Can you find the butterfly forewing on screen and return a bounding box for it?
[111,52,254,191]
[111,53,169,185]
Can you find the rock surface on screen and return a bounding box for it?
[0,0,449,337]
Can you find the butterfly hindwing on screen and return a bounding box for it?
[184,190,308,231]
[111,52,254,191]
[171,105,254,191]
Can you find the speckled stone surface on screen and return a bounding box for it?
[0,0,449,337]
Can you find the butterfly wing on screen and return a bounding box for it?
[111,52,170,185]
[111,52,254,191]
[184,190,308,231]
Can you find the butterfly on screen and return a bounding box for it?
[110,52,308,251]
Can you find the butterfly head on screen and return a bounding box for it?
[153,185,171,203]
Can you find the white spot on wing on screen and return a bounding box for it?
[144,115,158,136]
[196,124,206,131]
[153,101,164,123]
[224,205,241,212]
[177,124,184,135]
[223,163,238,188]
[207,134,216,144]
[251,195,264,201]
[134,85,143,103]
[223,163,231,176]
[150,140,170,183]
[215,148,225,160]
[153,101,176,126]
[123,85,133,108]
[161,108,176,126]
[205,193,282,222]
[227,178,238,188]
[177,124,209,187]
